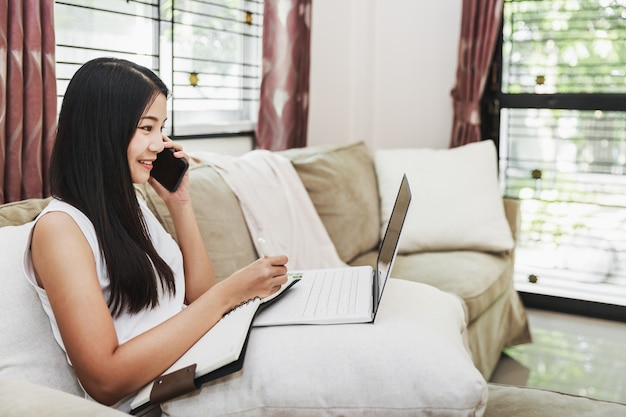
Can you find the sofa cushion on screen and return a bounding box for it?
[186,150,346,270]
[279,142,381,264]
[161,279,488,417]
[375,140,514,253]
[348,249,510,324]
[349,249,530,379]
[136,163,258,282]
[0,197,51,228]
[391,251,512,324]
[0,222,83,396]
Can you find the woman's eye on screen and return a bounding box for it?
[139,125,152,132]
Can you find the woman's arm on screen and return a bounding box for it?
[31,211,287,406]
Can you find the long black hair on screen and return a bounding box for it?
[50,57,176,317]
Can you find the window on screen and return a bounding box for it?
[54,0,264,138]
[483,0,626,306]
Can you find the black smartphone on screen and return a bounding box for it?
[150,148,189,192]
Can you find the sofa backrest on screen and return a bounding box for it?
[0,142,519,283]
[0,197,52,228]
[0,143,382,285]
[137,141,382,281]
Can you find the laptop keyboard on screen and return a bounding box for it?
[297,268,359,317]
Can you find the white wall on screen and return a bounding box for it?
[182,1,461,154]
[179,137,254,156]
[307,0,462,151]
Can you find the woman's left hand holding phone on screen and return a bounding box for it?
[148,135,191,205]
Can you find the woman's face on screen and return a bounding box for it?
[127,93,167,184]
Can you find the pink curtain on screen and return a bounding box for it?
[0,0,56,204]
[449,0,503,148]
[256,0,311,151]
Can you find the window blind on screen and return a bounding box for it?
[54,0,263,137]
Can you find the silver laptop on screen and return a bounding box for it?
[253,174,411,326]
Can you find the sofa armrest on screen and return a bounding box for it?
[0,377,127,417]
[502,198,520,242]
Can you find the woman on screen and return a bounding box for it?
[23,57,288,411]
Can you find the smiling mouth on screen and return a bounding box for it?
[139,160,154,170]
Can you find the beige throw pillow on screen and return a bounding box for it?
[280,142,381,263]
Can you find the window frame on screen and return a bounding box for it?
[481,1,626,321]
[482,24,626,143]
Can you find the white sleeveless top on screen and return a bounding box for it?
[23,197,186,411]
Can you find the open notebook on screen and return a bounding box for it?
[253,174,411,326]
[130,276,298,414]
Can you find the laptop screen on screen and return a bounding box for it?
[374,174,412,314]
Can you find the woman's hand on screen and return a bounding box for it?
[148,135,191,206]
[215,255,289,310]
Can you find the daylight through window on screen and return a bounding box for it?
[484,0,626,305]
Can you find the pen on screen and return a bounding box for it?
[257,237,271,257]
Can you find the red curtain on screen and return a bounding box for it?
[0,0,56,204]
[449,0,503,148]
[256,0,311,151]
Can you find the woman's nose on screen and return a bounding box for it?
[148,135,165,153]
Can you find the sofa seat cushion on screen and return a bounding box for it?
[350,250,512,324]
[161,279,488,417]
[393,251,512,324]
[279,142,381,264]
[0,221,83,396]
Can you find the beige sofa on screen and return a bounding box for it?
[2,141,625,416]
[136,141,531,380]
